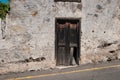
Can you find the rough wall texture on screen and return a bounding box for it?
[0,0,120,74]
[0,0,81,74]
[81,0,120,63]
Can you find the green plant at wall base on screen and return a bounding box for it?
[0,2,10,20]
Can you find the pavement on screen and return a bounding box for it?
[0,60,120,80]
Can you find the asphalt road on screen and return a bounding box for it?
[1,60,120,80]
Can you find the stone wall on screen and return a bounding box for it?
[81,0,120,63]
[0,18,1,39]
[0,0,120,74]
[0,0,81,74]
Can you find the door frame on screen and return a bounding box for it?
[55,17,81,66]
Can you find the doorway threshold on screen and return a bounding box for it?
[56,65,78,69]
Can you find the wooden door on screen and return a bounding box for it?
[55,19,80,66]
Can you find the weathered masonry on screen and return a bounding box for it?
[1,0,120,73]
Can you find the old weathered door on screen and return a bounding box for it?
[55,19,80,66]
